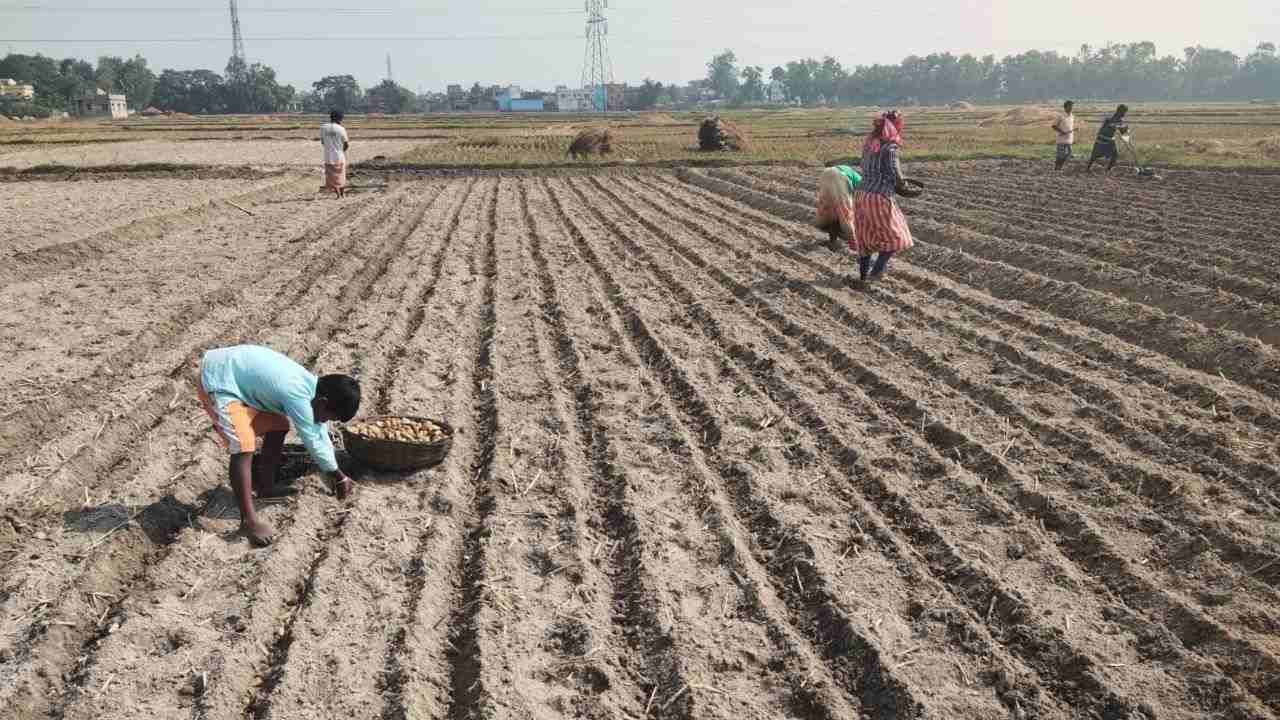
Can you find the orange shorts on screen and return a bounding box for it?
[197,379,290,455]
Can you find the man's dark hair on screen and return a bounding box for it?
[330,110,344,123]
[1063,100,1074,111]
[317,374,361,421]
[1115,104,1128,116]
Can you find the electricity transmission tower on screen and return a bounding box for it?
[386,53,394,83]
[580,0,613,112]
[229,0,246,62]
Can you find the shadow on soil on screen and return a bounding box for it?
[61,492,205,547]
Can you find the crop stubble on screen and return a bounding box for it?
[2,161,1278,720]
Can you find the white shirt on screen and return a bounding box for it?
[320,122,348,164]
[1053,112,1074,145]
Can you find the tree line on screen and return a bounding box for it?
[3,39,1276,118]
[0,52,419,117]
[705,42,1279,106]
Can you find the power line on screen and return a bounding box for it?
[0,4,588,14]
[1,33,585,43]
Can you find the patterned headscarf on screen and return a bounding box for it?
[864,111,905,154]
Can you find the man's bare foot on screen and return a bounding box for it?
[241,518,275,547]
[336,475,353,500]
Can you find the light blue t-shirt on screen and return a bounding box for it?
[200,345,338,472]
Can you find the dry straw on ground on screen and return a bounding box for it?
[977,106,1057,127]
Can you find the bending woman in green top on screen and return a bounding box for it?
[815,164,861,252]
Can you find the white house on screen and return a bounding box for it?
[767,80,787,104]
[556,86,592,113]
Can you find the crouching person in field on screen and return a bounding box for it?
[196,344,361,546]
[815,164,861,253]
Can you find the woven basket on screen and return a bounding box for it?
[341,415,454,472]
[894,178,925,198]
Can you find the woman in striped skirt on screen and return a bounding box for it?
[853,110,913,285]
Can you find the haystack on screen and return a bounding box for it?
[950,101,975,110]
[1186,139,1227,155]
[141,106,164,117]
[568,127,613,159]
[698,116,751,151]
[1259,136,1280,160]
[978,106,1056,127]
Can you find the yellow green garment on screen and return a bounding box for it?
[834,165,862,192]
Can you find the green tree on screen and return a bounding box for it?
[814,56,847,102]
[55,58,95,107]
[784,59,819,104]
[312,74,362,112]
[118,55,156,108]
[770,66,786,83]
[153,68,226,113]
[738,65,765,104]
[707,49,739,100]
[0,53,61,108]
[635,78,664,109]
[368,79,416,114]
[1240,42,1280,98]
[224,57,293,113]
[1183,46,1241,99]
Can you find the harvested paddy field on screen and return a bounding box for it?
[1,161,1279,720]
[0,138,427,170]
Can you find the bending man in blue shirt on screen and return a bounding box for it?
[197,345,361,546]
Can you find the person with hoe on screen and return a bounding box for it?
[320,110,350,198]
[1053,100,1076,170]
[1087,104,1130,173]
[852,110,914,286]
[196,344,361,546]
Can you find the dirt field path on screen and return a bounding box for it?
[2,162,1277,720]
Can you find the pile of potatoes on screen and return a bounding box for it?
[346,417,448,444]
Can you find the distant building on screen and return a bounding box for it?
[76,89,127,119]
[767,80,787,104]
[498,85,546,112]
[606,83,626,111]
[0,78,36,101]
[556,86,591,112]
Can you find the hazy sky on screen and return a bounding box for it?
[3,1,1277,93]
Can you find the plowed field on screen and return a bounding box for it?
[2,162,1278,720]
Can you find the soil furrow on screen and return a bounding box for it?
[761,166,1280,260]
[56,185,443,720]
[546,177,933,719]
[524,182,773,720]
[706,167,1280,351]
[632,176,1280,577]
[565,176,1067,719]
[441,179,501,720]
[449,179,651,719]
[0,190,385,486]
[532,177,739,720]
[901,167,1280,247]
[103,180,456,720]
[376,180,494,720]
[678,168,1280,404]
[0,176,309,291]
[0,188,431,719]
[638,172,1280,495]
[601,174,1275,719]
[583,175,1167,718]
